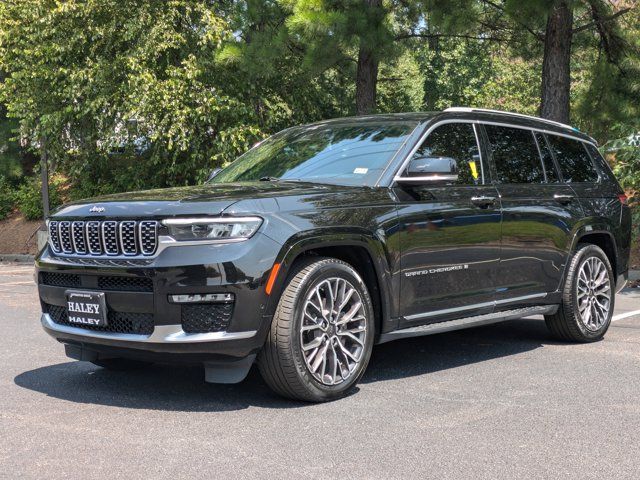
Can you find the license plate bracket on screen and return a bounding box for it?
[65,290,108,327]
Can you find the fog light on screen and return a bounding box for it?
[168,293,234,304]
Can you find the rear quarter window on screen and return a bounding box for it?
[546,134,599,183]
[583,142,619,185]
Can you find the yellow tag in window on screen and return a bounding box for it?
[468,161,479,180]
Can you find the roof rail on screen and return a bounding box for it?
[444,107,580,133]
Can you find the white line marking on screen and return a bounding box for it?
[612,309,640,322]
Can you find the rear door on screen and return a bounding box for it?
[395,122,501,327]
[482,125,583,304]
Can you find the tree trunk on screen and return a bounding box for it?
[540,0,573,123]
[355,0,381,115]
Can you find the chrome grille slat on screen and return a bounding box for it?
[102,221,119,255]
[47,220,158,258]
[71,221,87,254]
[86,221,102,254]
[59,221,73,253]
[119,221,138,256]
[139,221,158,255]
[48,221,61,253]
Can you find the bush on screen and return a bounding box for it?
[0,176,15,220]
[14,176,63,220]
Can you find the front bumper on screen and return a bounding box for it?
[36,232,283,362]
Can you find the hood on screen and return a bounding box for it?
[52,181,364,218]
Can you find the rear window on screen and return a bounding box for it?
[546,135,599,183]
[485,125,545,184]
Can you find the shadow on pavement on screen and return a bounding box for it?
[14,318,556,412]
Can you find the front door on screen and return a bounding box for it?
[395,122,501,327]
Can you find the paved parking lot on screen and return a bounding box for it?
[2,263,640,479]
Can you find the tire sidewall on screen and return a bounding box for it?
[287,260,375,400]
[568,245,614,340]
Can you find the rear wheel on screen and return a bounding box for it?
[258,257,375,402]
[545,244,614,342]
[90,358,150,371]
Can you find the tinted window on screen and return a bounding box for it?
[546,135,599,183]
[534,132,560,182]
[584,142,616,183]
[408,123,483,185]
[485,125,544,184]
[211,121,417,187]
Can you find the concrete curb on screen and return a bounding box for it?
[0,254,35,264]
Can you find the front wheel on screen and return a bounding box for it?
[258,257,375,402]
[545,244,614,342]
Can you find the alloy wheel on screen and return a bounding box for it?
[299,277,368,386]
[576,256,611,332]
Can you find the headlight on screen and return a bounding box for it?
[162,217,262,242]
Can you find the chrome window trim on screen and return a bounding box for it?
[393,119,487,185]
[42,313,256,343]
[391,118,598,185]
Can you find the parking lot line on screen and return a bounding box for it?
[612,309,640,322]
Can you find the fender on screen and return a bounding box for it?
[558,220,619,290]
[263,228,397,335]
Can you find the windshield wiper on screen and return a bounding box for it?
[259,176,280,182]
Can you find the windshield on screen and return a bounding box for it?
[210,121,418,186]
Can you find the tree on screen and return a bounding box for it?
[225,0,477,115]
[480,0,637,124]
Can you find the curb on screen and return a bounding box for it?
[0,254,35,264]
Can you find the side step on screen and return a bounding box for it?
[378,305,558,344]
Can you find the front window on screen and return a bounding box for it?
[210,121,418,187]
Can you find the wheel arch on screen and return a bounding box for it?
[569,225,618,278]
[265,231,395,337]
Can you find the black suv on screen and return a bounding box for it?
[37,108,631,402]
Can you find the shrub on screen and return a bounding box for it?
[14,176,63,220]
[0,176,15,220]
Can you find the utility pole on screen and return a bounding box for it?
[40,134,50,219]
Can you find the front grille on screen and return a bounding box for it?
[98,276,153,292]
[41,272,80,288]
[48,220,159,257]
[39,272,154,292]
[46,303,154,335]
[181,303,233,333]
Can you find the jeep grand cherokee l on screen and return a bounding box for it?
[36,107,631,402]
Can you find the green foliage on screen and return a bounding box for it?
[0,176,15,220]
[14,176,63,220]
[609,130,640,195]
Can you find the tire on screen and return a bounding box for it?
[258,257,375,402]
[545,244,614,342]
[90,358,150,371]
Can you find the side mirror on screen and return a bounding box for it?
[207,168,222,182]
[396,155,458,185]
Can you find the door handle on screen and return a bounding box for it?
[553,193,574,204]
[470,196,496,208]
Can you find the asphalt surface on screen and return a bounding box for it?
[2,263,640,479]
